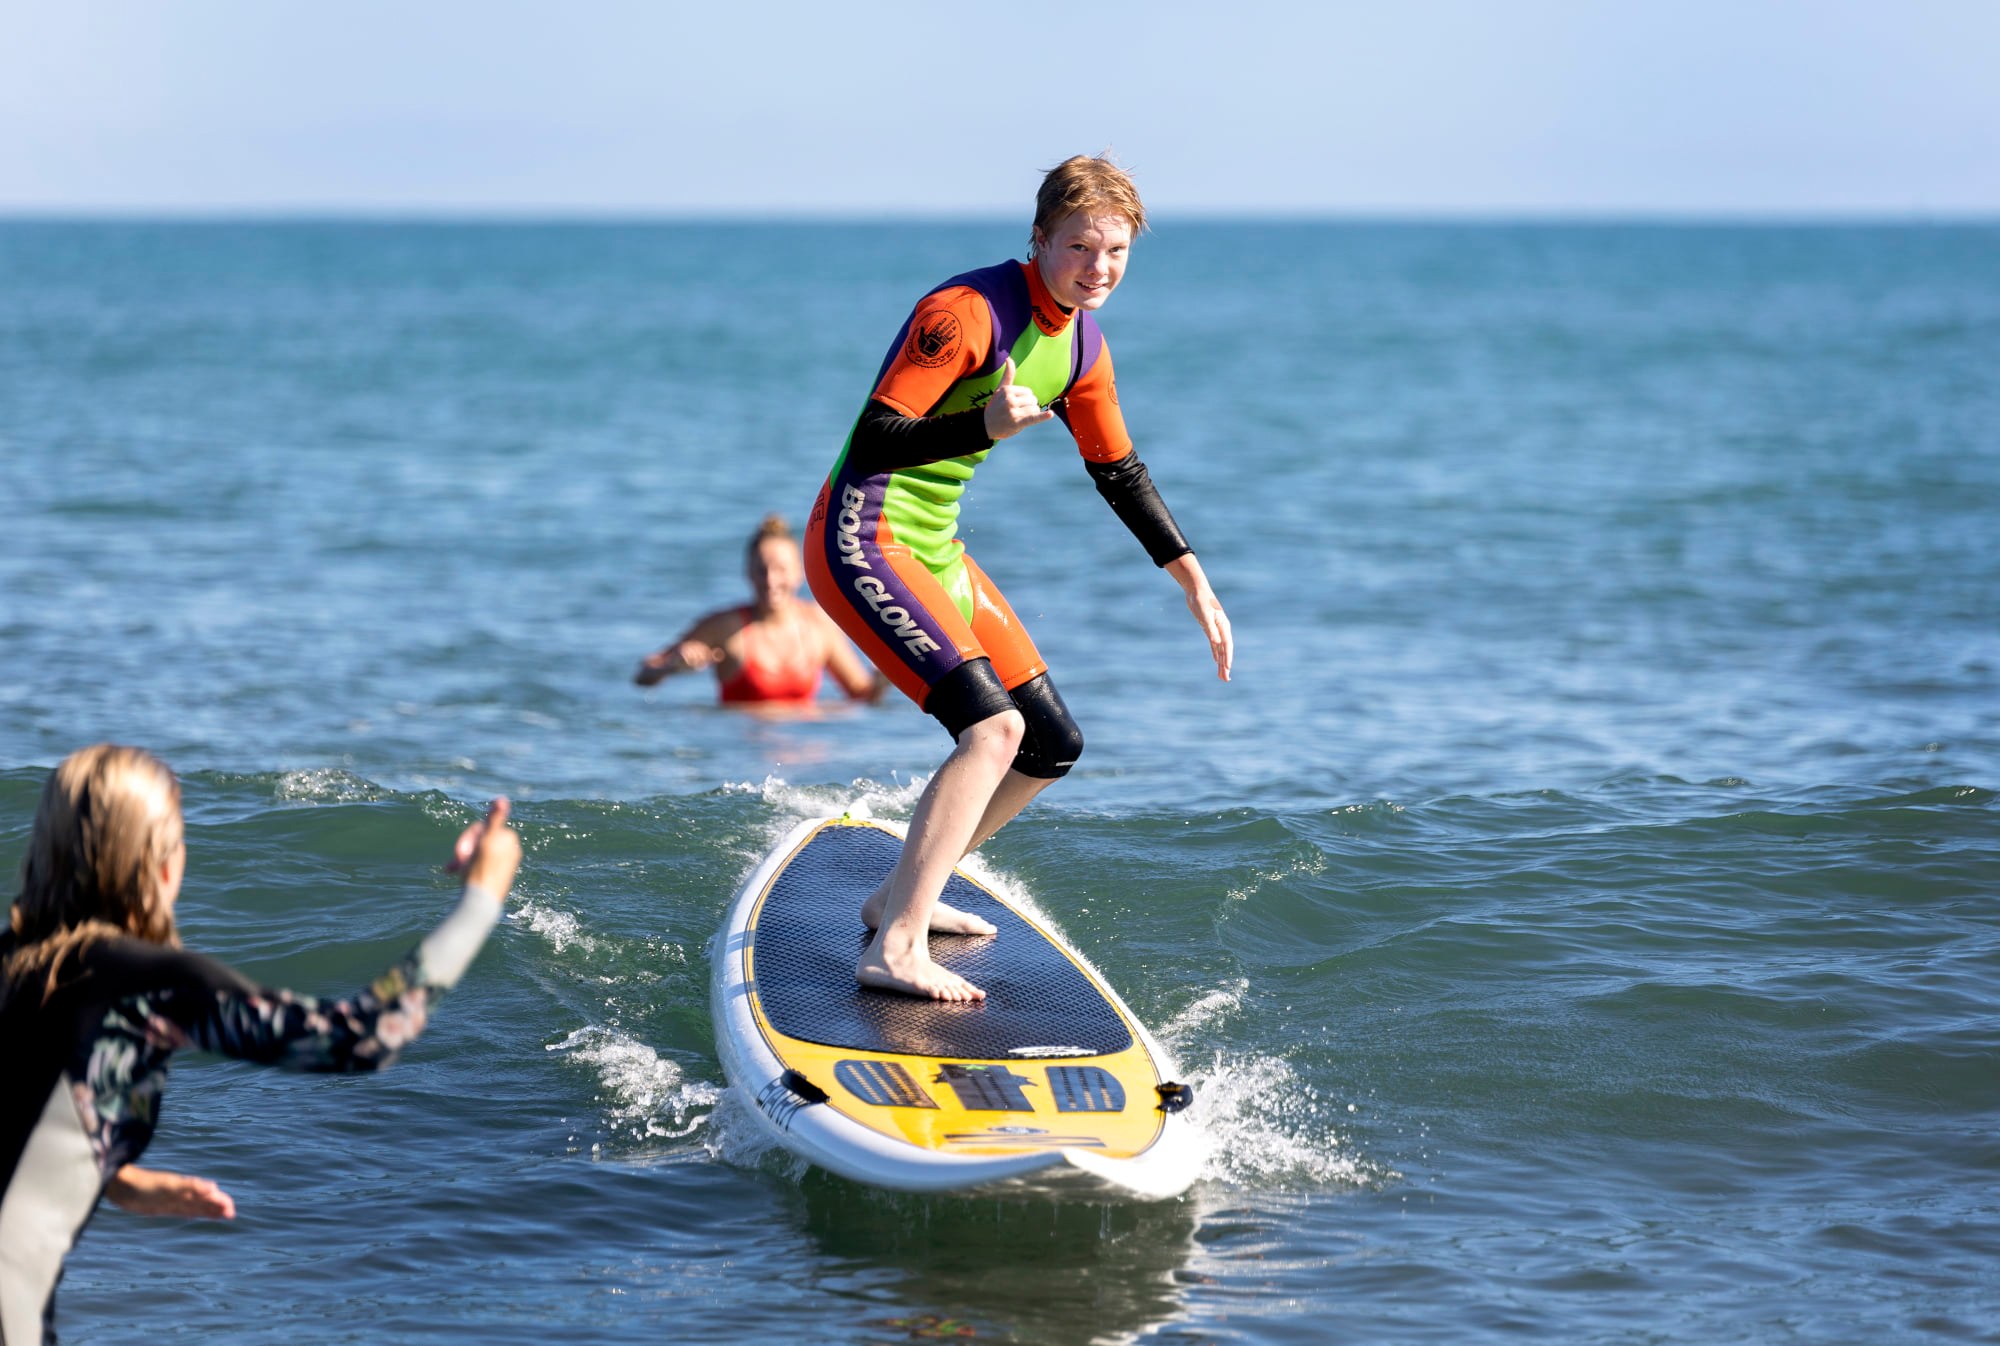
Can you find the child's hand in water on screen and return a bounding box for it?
[105,1166,236,1220]
[448,798,522,899]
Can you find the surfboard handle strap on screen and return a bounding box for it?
[781,1069,829,1104]
[1155,1082,1195,1114]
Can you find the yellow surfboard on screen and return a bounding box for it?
[712,816,1203,1196]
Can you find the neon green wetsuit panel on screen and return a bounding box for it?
[877,318,1076,617]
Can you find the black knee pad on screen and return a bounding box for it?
[1009,673,1084,779]
[924,658,1019,740]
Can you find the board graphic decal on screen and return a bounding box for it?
[932,1063,1038,1111]
[1047,1065,1127,1113]
[836,1059,938,1108]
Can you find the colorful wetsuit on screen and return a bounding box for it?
[0,883,501,1345]
[716,607,826,705]
[806,259,1189,772]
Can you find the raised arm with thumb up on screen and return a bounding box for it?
[982,355,1057,441]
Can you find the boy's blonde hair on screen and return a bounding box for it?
[1032,154,1148,255]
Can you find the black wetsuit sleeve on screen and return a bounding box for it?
[79,941,419,1075]
[1085,452,1193,567]
[844,398,992,475]
[181,881,501,1072]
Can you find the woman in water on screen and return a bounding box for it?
[805,154,1233,1001]
[0,744,520,1343]
[636,515,885,708]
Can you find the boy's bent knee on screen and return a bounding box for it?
[956,708,1026,770]
[1009,674,1083,780]
[961,707,1026,749]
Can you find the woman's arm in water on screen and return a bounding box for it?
[105,1166,236,1219]
[634,610,734,685]
[181,799,522,1073]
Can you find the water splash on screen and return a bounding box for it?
[273,767,389,804]
[1184,1049,1385,1190]
[547,1024,721,1143]
[736,773,929,828]
[701,1087,809,1179]
[1159,980,1250,1044]
[1159,980,1390,1192]
[515,897,600,956]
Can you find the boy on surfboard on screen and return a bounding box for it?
[805,155,1233,1001]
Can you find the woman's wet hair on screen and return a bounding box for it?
[6,745,183,1002]
[1032,154,1148,256]
[746,513,796,559]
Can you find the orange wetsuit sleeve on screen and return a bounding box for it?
[1061,338,1135,464]
[871,286,995,418]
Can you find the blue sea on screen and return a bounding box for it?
[2,219,1996,1344]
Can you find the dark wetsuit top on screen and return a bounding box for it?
[0,884,499,1345]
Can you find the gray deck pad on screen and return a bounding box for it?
[750,823,1134,1059]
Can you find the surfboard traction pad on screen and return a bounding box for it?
[750,822,1135,1059]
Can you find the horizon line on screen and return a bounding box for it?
[2,205,1997,228]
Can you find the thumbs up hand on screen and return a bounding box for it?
[982,356,1057,441]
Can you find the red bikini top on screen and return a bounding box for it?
[718,608,824,705]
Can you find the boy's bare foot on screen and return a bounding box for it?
[857,947,986,1001]
[860,885,998,937]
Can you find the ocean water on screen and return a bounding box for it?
[1,219,1997,1344]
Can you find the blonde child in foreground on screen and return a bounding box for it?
[0,744,520,1344]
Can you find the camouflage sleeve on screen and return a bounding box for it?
[185,881,502,1073]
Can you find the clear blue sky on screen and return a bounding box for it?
[2,0,1994,216]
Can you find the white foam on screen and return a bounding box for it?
[1158,979,1249,1046]
[1183,1049,1383,1189]
[548,1025,722,1142]
[734,773,929,831]
[700,1087,809,1179]
[273,768,385,804]
[515,899,599,956]
[1157,981,1390,1192]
